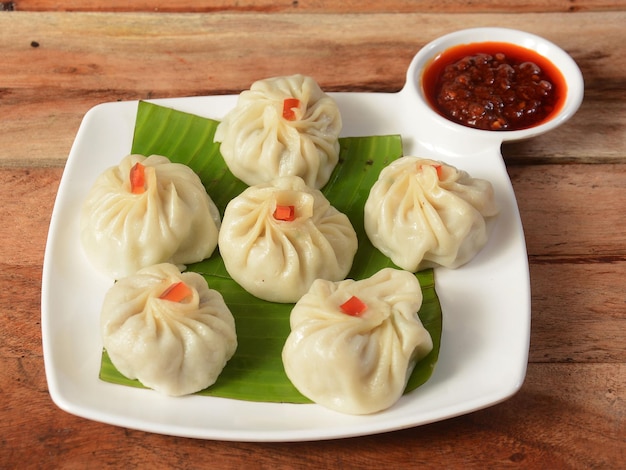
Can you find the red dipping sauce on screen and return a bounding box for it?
[422,42,567,131]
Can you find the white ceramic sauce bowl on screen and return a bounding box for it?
[399,27,584,156]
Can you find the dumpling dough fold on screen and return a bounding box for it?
[364,157,498,271]
[218,176,357,303]
[81,154,221,279]
[282,268,433,415]
[101,263,237,396]
[214,74,342,189]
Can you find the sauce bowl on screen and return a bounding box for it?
[400,27,584,155]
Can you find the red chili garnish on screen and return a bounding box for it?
[419,163,443,180]
[282,98,301,121]
[273,205,296,221]
[340,296,367,316]
[159,281,192,303]
[433,164,443,179]
[130,162,146,194]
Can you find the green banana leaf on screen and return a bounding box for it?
[99,100,442,403]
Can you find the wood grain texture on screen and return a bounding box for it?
[1,11,625,166]
[508,164,626,256]
[527,260,626,363]
[1,359,623,468]
[8,0,623,13]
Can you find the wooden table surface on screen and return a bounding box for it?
[1,1,625,468]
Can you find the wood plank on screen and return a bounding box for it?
[1,361,623,468]
[528,261,626,363]
[508,164,626,256]
[508,163,626,364]
[2,11,621,92]
[9,0,623,13]
[0,168,59,266]
[1,11,624,166]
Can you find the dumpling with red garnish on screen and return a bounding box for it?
[80,154,221,279]
[282,268,433,415]
[364,156,499,271]
[101,263,237,396]
[218,175,357,303]
[214,74,342,189]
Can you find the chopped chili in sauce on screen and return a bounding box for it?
[422,42,567,131]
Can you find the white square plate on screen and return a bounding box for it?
[42,91,530,442]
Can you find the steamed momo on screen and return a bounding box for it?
[218,176,358,303]
[364,157,499,271]
[101,263,237,396]
[282,268,433,415]
[80,154,221,279]
[214,74,342,189]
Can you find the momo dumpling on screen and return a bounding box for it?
[214,74,342,189]
[218,176,357,303]
[101,263,237,396]
[282,268,433,415]
[80,154,221,279]
[364,157,499,271]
